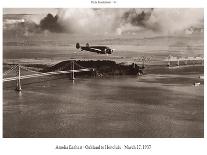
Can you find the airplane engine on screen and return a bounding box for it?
[106,49,113,54]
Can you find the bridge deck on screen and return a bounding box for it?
[3,69,93,82]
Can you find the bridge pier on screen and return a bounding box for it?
[167,61,171,67]
[71,61,75,80]
[91,68,96,78]
[185,59,188,65]
[176,59,180,67]
[16,64,22,91]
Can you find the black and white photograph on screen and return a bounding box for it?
[3,8,204,138]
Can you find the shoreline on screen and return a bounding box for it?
[3,59,204,80]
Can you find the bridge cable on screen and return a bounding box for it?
[3,65,18,76]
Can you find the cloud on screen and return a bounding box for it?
[145,8,204,34]
[39,13,65,32]
[3,8,204,35]
[55,8,204,34]
[56,8,121,34]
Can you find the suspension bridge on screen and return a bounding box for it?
[165,55,204,67]
[3,61,95,91]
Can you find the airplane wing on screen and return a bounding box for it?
[90,48,102,52]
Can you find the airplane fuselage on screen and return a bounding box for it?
[76,43,113,54]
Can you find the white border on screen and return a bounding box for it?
[0,0,206,155]
[0,0,206,8]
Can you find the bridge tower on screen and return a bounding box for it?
[91,68,96,78]
[71,61,75,80]
[176,57,180,66]
[185,60,188,65]
[167,61,171,67]
[16,64,22,91]
[141,57,145,68]
[167,55,171,67]
[202,57,204,66]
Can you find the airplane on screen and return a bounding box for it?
[76,43,113,54]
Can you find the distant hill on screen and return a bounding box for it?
[42,60,144,76]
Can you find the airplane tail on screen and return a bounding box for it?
[86,43,89,47]
[76,43,80,49]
